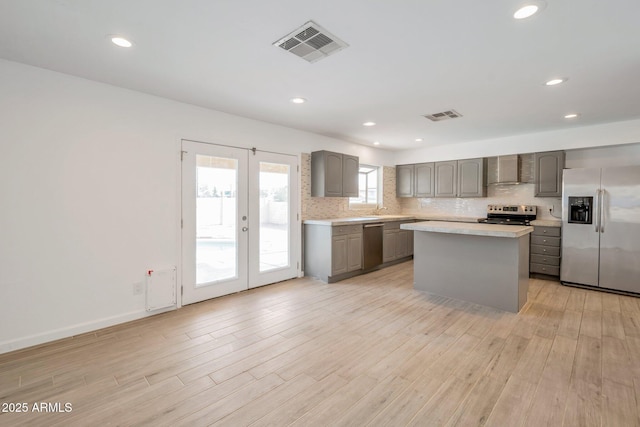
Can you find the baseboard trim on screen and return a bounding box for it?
[0,306,176,355]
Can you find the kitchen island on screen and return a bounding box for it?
[401,221,533,313]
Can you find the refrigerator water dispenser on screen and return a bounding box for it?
[568,196,593,224]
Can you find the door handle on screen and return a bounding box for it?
[599,189,605,233]
[242,227,248,232]
[594,189,600,233]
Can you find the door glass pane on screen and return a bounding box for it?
[195,155,237,285]
[259,162,290,272]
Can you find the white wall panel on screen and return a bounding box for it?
[0,59,389,353]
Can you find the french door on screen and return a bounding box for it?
[181,140,299,305]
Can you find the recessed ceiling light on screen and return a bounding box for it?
[290,97,306,104]
[362,121,376,127]
[513,2,546,19]
[545,78,567,86]
[111,36,133,48]
[564,113,580,119]
[373,141,380,146]
[415,138,423,142]
[514,5,538,19]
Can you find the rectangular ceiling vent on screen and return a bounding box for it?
[423,110,463,122]
[273,21,348,63]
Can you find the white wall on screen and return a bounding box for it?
[393,120,640,165]
[0,59,392,353]
[566,143,640,169]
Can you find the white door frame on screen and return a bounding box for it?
[179,139,300,306]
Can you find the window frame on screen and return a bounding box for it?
[349,164,382,209]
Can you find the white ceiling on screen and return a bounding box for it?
[1,0,639,151]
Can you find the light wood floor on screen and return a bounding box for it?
[2,261,640,426]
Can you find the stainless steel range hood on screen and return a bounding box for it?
[489,154,521,185]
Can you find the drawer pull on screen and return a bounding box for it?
[543,249,547,252]
[543,230,547,233]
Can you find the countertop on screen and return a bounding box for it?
[303,215,414,226]
[303,214,481,226]
[401,221,534,238]
[530,219,562,227]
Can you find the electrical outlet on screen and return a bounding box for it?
[133,282,144,295]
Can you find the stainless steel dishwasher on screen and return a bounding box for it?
[363,223,384,270]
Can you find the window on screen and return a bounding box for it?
[349,164,380,207]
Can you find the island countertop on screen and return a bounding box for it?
[401,220,533,238]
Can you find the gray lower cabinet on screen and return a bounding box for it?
[331,225,362,276]
[331,233,363,275]
[311,150,359,197]
[383,221,414,262]
[304,220,412,283]
[347,232,363,272]
[530,226,562,276]
[396,229,409,259]
[304,223,363,283]
[383,228,398,263]
[534,151,565,197]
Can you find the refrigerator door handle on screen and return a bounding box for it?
[594,189,601,232]
[600,189,605,233]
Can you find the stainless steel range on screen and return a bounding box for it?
[477,205,537,226]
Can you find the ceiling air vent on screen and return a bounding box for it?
[423,110,463,122]
[273,21,348,63]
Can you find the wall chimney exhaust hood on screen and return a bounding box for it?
[490,154,521,185]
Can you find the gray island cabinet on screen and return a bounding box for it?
[401,221,533,313]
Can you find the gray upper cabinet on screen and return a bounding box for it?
[342,154,359,197]
[396,164,415,197]
[457,158,487,198]
[534,151,565,197]
[414,162,435,197]
[311,151,359,197]
[435,161,458,197]
[397,158,485,198]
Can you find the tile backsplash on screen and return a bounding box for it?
[301,152,561,221]
[400,184,561,220]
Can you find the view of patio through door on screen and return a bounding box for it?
[181,140,299,305]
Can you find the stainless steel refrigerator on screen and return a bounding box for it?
[561,165,640,293]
